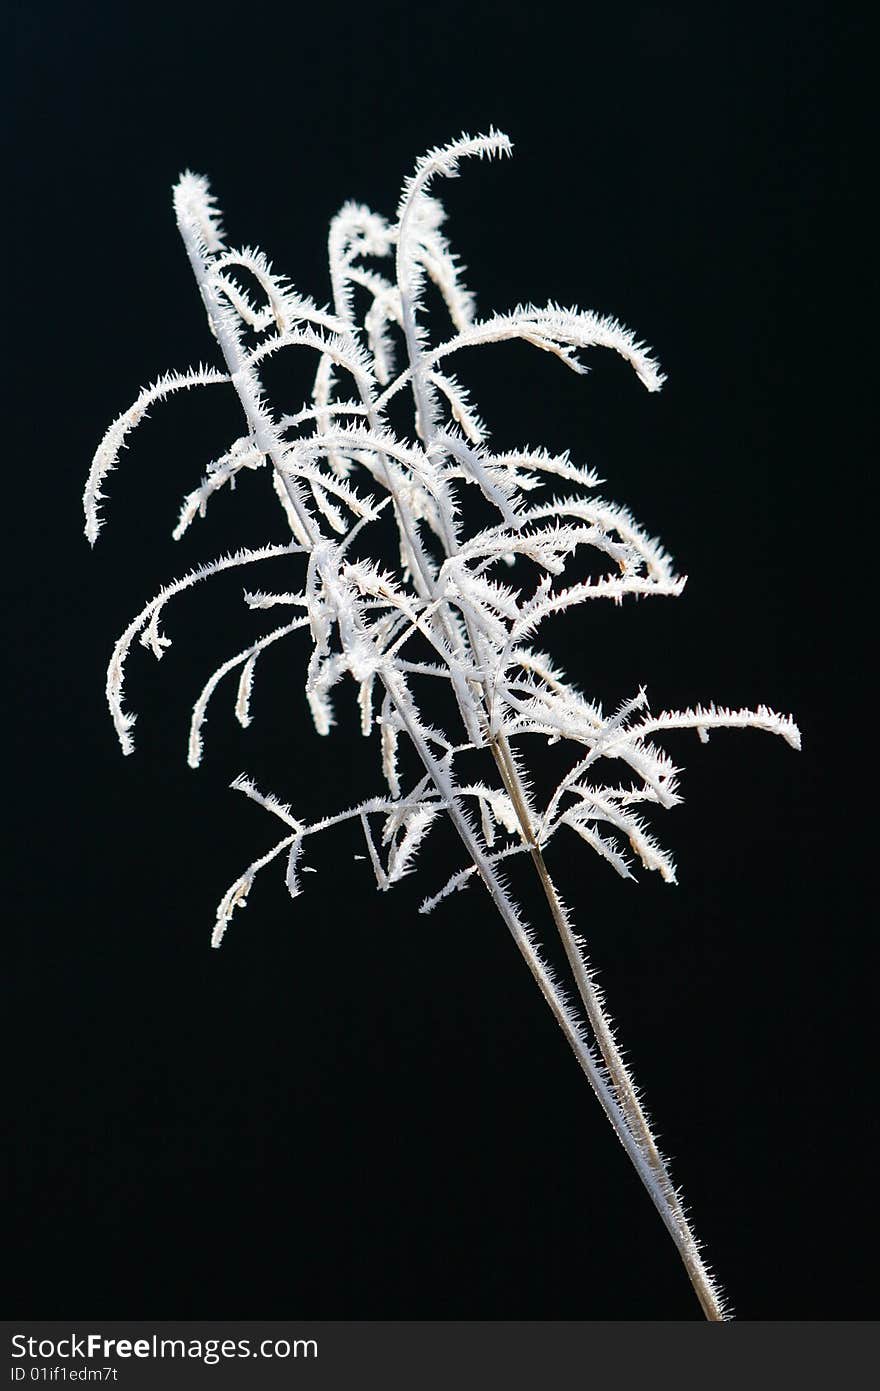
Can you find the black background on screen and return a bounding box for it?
[8,1,870,1321]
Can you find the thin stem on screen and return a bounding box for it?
[389,212,723,1312]
[490,731,726,1320]
[176,210,319,551]
[372,666,712,1292]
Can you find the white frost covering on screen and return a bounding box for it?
[87,133,802,1322]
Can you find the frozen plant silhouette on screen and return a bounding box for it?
[85,130,800,1319]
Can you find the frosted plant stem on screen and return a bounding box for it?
[176,200,320,552]
[490,731,725,1320]
[391,160,723,1320]
[90,142,800,1319]
[370,665,720,1324]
